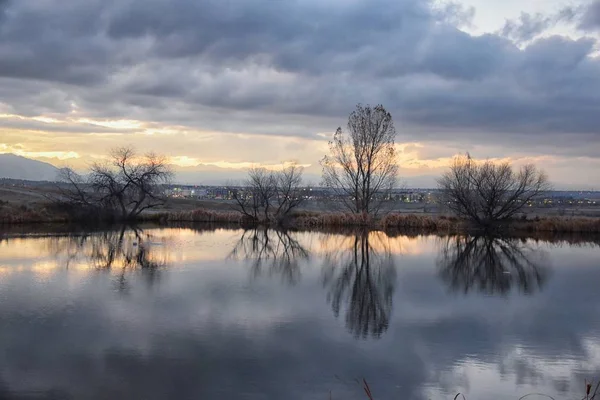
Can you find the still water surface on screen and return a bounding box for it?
[0,226,599,399]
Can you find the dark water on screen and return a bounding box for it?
[0,226,599,400]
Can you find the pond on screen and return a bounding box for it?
[0,226,599,399]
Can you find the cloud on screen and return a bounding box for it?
[501,13,554,43]
[500,7,578,44]
[0,0,599,186]
[579,0,600,31]
[0,1,596,130]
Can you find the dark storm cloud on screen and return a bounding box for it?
[579,0,600,31]
[103,0,495,81]
[0,1,114,84]
[0,0,599,153]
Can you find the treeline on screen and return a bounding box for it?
[229,104,550,230]
[53,103,553,231]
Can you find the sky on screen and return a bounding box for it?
[0,0,599,188]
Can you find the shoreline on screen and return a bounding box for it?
[2,207,600,236]
[144,209,600,234]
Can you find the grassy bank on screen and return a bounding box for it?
[0,202,69,224]
[139,209,465,232]
[142,208,600,234]
[3,203,600,235]
[509,216,600,234]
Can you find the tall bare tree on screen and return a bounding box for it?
[321,104,398,217]
[438,154,551,228]
[59,147,173,220]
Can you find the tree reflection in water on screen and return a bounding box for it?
[437,235,548,295]
[48,226,168,292]
[322,231,397,339]
[228,229,309,285]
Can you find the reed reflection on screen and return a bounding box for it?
[437,235,548,295]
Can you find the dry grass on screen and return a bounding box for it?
[141,209,247,224]
[0,203,68,224]
[511,216,600,234]
[284,212,600,234]
[292,211,374,228]
[2,203,600,237]
[291,212,465,233]
[380,213,462,232]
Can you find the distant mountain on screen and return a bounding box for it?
[0,153,60,181]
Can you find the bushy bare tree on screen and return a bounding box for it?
[321,104,398,217]
[273,163,304,219]
[231,167,275,221]
[438,154,551,228]
[57,167,92,210]
[59,147,173,220]
[232,163,304,223]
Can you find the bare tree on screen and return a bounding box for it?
[230,184,260,222]
[57,167,96,210]
[230,167,275,222]
[438,154,551,228]
[59,147,173,221]
[249,167,277,221]
[273,163,305,220]
[231,164,305,223]
[321,104,398,217]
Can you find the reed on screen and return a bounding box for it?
[141,209,247,224]
[292,211,373,228]
[3,203,600,237]
[0,204,68,224]
[380,213,462,232]
[510,216,600,234]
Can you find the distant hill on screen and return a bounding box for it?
[0,154,60,181]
